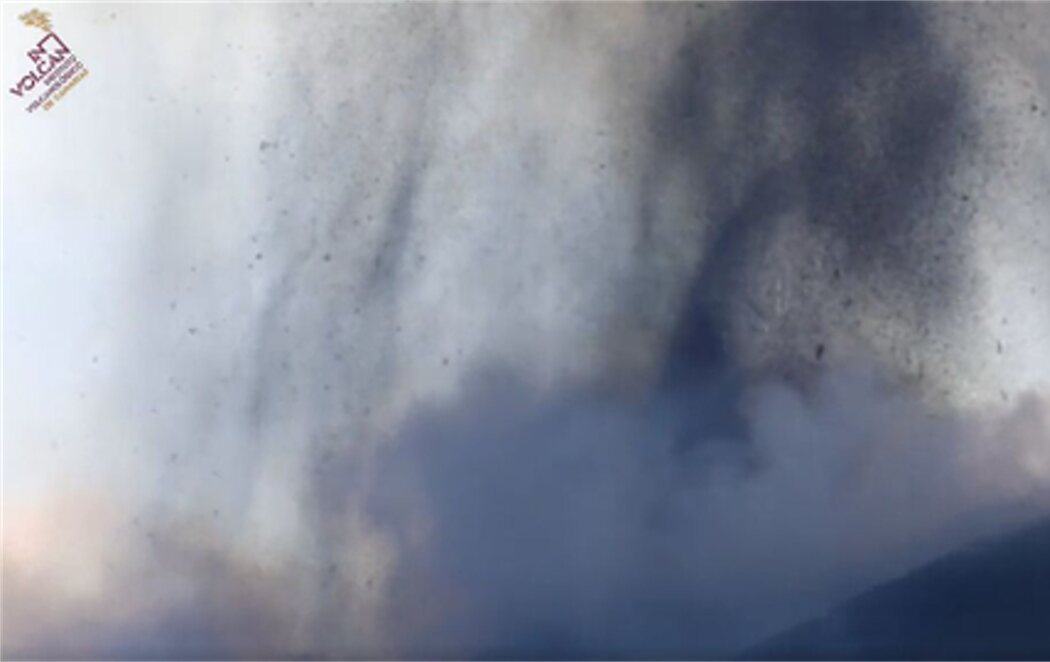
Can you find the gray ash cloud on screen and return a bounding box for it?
[5,3,1050,660]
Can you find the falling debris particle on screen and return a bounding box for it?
[815,343,826,360]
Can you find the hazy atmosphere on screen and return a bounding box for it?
[4,2,1050,659]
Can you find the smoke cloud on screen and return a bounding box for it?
[4,2,1050,659]
[365,364,1050,658]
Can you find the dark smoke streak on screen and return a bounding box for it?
[640,3,976,390]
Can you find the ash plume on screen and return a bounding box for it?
[4,2,1050,660]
